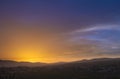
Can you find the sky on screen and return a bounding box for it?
[0,0,120,63]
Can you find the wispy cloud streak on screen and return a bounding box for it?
[71,24,120,34]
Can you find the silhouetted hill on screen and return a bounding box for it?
[0,58,120,79]
[0,60,47,67]
[40,58,120,70]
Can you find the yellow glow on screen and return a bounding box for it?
[11,44,53,62]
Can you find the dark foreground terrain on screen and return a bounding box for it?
[0,58,120,79]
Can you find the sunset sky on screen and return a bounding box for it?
[0,0,120,63]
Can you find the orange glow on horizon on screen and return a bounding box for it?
[12,48,54,63]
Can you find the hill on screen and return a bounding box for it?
[0,58,120,79]
[0,60,47,67]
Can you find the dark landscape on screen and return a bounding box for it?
[0,58,120,79]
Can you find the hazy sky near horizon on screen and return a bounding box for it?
[0,0,120,62]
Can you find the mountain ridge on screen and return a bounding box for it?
[0,58,120,67]
[0,59,47,67]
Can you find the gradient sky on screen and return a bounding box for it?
[0,0,120,63]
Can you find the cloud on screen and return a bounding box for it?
[70,24,120,34]
[63,24,120,58]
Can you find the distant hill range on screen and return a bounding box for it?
[0,60,47,67]
[1,58,120,79]
[0,58,120,67]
